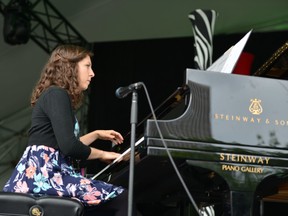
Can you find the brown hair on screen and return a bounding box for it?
[31,44,93,109]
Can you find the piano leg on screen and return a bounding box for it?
[230,190,255,216]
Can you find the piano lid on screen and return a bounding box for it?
[145,69,288,149]
[254,41,288,79]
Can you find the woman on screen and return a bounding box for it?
[3,44,129,215]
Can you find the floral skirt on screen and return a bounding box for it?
[2,145,124,206]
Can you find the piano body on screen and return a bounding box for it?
[92,41,288,216]
[146,68,288,216]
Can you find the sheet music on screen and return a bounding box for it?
[91,136,144,180]
[207,29,252,74]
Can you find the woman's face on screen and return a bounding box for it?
[77,55,94,91]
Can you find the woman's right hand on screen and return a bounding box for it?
[99,150,122,164]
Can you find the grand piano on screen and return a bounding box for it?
[91,41,288,216]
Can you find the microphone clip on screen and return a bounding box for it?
[115,82,143,99]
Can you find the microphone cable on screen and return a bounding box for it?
[139,82,202,216]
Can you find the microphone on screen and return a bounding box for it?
[115,82,142,99]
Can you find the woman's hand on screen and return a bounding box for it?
[80,130,124,146]
[96,130,124,145]
[88,147,123,162]
[99,150,123,164]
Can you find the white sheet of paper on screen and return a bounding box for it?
[207,29,252,74]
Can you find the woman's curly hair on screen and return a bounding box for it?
[31,44,93,109]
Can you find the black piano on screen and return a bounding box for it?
[92,41,288,216]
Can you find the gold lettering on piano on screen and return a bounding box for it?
[249,98,263,115]
[214,114,263,124]
[220,153,268,174]
[220,153,270,165]
[213,98,288,127]
[214,114,288,127]
[222,164,240,171]
[221,164,263,174]
[241,166,263,173]
[274,120,288,126]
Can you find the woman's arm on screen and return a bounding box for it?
[81,130,124,162]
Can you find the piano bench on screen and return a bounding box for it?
[0,192,84,216]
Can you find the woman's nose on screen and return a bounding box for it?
[90,69,95,77]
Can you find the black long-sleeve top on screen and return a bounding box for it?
[28,86,91,160]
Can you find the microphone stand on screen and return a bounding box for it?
[128,90,138,216]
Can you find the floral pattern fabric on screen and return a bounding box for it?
[3,145,124,206]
